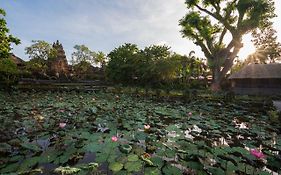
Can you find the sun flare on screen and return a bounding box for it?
[238,33,257,61]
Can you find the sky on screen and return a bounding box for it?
[1,0,281,61]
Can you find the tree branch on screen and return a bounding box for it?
[218,46,241,80]
[192,34,213,59]
[195,4,219,20]
[194,4,235,35]
[219,27,227,45]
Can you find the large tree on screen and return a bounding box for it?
[0,8,20,59]
[25,40,55,61]
[71,45,97,65]
[179,0,276,90]
[25,40,55,78]
[0,8,20,88]
[71,45,105,79]
[136,45,177,86]
[106,43,139,83]
[106,43,185,87]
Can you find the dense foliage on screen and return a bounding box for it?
[106,43,208,89]
[0,91,280,174]
[25,40,56,61]
[0,8,20,59]
[70,45,106,80]
[24,40,57,79]
[179,0,276,89]
[0,58,19,88]
[0,8,20,88]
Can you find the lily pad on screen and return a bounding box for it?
[124,161,142,172]
[119,144,132,154]
[144,167,161,175]
[162,165,181,175]
[127,154,139,162]
[109,162,123,172]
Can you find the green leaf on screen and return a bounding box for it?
[154,107,176,116]
[124,161,142,172]
[39,147,62,163]
[119,144,132,154]
[127,154,139,162]
[151,157,164,168]
[208,167,225,175]
[109,162,123,172]
[82,142,102,153]
[18,156,40,171]
[187,161,204,170]
[0,163,19,173]
[257,171,272,175]
[55,146,77,164]
[144,167,161,175]
[20,143,41,152]
[95,152,107,163]
[162,165,181,175]
[226,161,237,173]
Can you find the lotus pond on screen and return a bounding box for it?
[0,91,280,175]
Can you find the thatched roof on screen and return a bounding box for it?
[10,54,25,65]
[229,63,281,79]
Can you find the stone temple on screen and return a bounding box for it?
[48,40,70,79]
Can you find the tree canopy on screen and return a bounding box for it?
[0,8,20,59]
[179,0,276,90]
[71,45,97,65]
[106,43,208,89]
[25,40,55,61]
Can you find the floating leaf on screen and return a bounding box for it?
[0,162,19,173]
[162,165,181,175]
[127,154,139,162]
[82,142,102,153]
[124,161,142,172]
[119,144,132,154]
[144,167,161,175]
[20,143,41,152]
[109,162,123,172]
[19,156,41,171]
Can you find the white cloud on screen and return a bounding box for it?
[8,0,198,60]
[8,0,281,61]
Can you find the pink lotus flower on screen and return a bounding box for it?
[250,149,266,159]
[188,112,192,116]
[111,136,118,142]
[59,122,66,128]
[144,125,151,130]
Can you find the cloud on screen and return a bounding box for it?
[4,0,207,60]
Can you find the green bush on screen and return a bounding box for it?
[0,58,19,88]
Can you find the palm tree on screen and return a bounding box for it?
[95,51,107,69]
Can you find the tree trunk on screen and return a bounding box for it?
[210,45,242,92]
[211,67,222,91]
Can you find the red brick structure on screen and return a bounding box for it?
[48,40,70,79]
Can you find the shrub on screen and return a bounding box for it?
[0,58,19,88]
